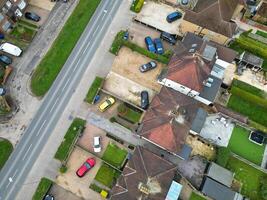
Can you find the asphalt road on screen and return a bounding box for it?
[0,0,122,199]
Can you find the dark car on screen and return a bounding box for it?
[141,91,149,110]
[25,12,41,22]
[160,32,176,45]
[154,38,164,54]
[166,11,182,23]
[139,61,157,73]
[0,54,12,65]
[43,194,54,200]
[145,36,156,53]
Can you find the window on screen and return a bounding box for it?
[5,1,12,9]
[2,21,11,31]
[180,86,186,89]
[15,9,22,17]
[0,14,4,22]
[18,0,26,10]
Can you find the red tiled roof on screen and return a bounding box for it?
[139,87,200,153]
[110,147,177,200]
[167,54,212,92]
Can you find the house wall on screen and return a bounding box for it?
[158,78,213,105]
[179,20,230,45]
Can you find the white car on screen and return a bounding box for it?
[0,43,22,57]
[93,136,101,152]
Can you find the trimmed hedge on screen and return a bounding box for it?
[256,30,267,39]
[110,31,172,64]
[130,0,145,13]
[85,76,104,104]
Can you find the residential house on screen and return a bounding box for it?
[158,32,237,106]
[179,0,244,44]
[137,86,200,158]
[110,147,182,200]
[0,0,28,33]
[253,0,267,24]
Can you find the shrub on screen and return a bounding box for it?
[130,0,145,13]
[109,117,118,123]
[215,147,231,167]
[59,164,67,173]
[89,183,102,193]
[260,176,267,200]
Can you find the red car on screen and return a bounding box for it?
[76,158,95,177]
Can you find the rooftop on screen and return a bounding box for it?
[138,87,200,153]
[184,0,242,37]
[110,147,177,200]
[240,51,264,68]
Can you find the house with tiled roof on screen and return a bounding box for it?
[179,0,244,44]
[158,32,237,106]
[137,86,200,157]
[110,147,184,200]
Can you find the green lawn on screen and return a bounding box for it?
[94,164,120,188]
[30,0,101,97]
[102,143,128,168]
[54,118,86,162]
[85,76,104,104]
[228,126,265,165]
[19,19,39,29]
[117,104,142,124]
[228,94,267,127]
[32,177,53,200]
[0,139,13,170]
[226,156,267,200]
[189,192,206,200]
[10,24,37,42]
[256,30,267,38]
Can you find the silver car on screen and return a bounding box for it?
[139,61,157,73]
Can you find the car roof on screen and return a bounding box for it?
[94,136,100,143]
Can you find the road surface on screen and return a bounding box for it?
[0,0,122,199]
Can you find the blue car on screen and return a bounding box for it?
[154,38,164,54]
[166,11,182,23]
[145,36,156,53]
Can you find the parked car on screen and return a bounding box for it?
[0,54,12,65]
[160,32,176,45]
[166,11,182,23]
[76,158,95,177]
[93,136,101,152]
[0,43,22,57]
[145,36,156,53]
[181,0,189,5]
[123,31,129,40]
[154,38,164,54]
[25,12,41,22]
[141,91,149,110]
[99,97,115,112]
[43,194,54,200]
[139,61,157,73]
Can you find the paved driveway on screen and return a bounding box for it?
[49,184,83,200]
[77,124,111,157]
[56,147,102,200]
[24,5,50,26]
[29,0,56,11]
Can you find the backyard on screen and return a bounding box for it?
[189,192,206,200]
[0,138,13,170]
[117,103,142,124]
[54,118,86,162]
[30,0,101,96]
[10,22,37,42]
[227,126,265,165]
[102,143,128,169]
[94,164,120,188]
[227,79,267,127]
[226,156,267,200]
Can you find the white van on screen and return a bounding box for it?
[0,43,22,57]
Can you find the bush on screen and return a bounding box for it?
[59,164,67,173]
[260,176,267,200]
[109,117,118,123]
[215,147,231,167]
[109,31,125,55]
[130,0,145,13]
[89,183,103,193]
[256,30,267,38]
[85,76,104,104]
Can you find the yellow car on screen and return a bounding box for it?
[99,97,115,112]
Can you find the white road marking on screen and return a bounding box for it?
[22,144,33,161]
[36,120,47,136]
[49,97,60,114]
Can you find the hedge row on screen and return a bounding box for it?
[130,0,145,13]
[110,31,172,64]
[85,76,104,104]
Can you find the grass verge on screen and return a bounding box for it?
[85,76,104,104]
[54,118,86,162]
[95,164,120,188]
[30,0,101,97]
[110,31,171,64]
[226,156,267,200]
[102,143,127,168]
[228,126,265,165]
[0,139,13,170]
[32,177,53,200]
